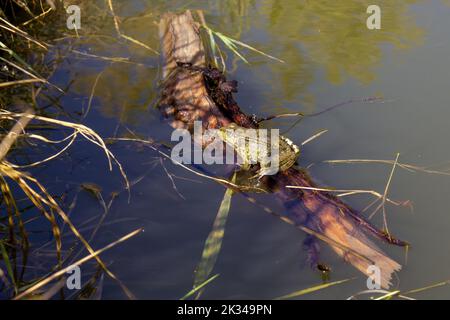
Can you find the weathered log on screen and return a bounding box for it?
[158,10,404,288]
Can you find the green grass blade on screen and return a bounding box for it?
[202,25,284,64]
[404,280,450,295]
[0,41,40,75]
[215,33,249,64]
[193,175,235,299]
[275,278,355,300]
[180,274,220,300]
[0,241,18,294]
[227,37,285,63]
[207,28,218,67]
[374,290,401,300]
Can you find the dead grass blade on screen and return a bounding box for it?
[1,163,64,270]
[0,109,133,297]
[114,137,373,264]
[0,56,63,93]
[0,109,34,161]
[285,185,402,206]
[71,49,146,66]
[375,153,400,234]
[21,7,53,27]
[347,289,413,300]
[324,158,450,176]
[348,278,450,300]
[84,70,105,119]
[13,228,143,300]
[0,79,45,88]
[0,17,47,49]
[403,279,450,295]
[0,174,29,258]
[275,278,355,300]
[17,158,133,298]
[110,137,264,192]
[257,112,304,124]
[120,34,159,54]
[8,133,78,169]
[0,109,130,195]
[106,0,159,55]
[301,129,329,146]
[159,158,185,200]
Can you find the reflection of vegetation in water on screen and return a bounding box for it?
[63,0,161,126]
[66,0,425,123]
[67,0,257,126]
[258,0,425,108]
[72,63,157,124]
[205,0,254,37]
[0,1,140,299]
[0,0,448,300]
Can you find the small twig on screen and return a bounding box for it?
[84,70,105,119]
[306,97,385,118]
[160,157,186,200]
[380,153,400,234]
[257,112,304,123]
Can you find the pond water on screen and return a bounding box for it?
[28,0,450,299]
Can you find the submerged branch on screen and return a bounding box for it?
[157,10,405,289]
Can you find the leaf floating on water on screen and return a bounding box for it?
[192,174,236,299]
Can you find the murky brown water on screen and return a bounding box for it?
[27,0,450,299]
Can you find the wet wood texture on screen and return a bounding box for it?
[158,10,404,288]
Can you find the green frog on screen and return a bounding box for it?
[216,123,300,179]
